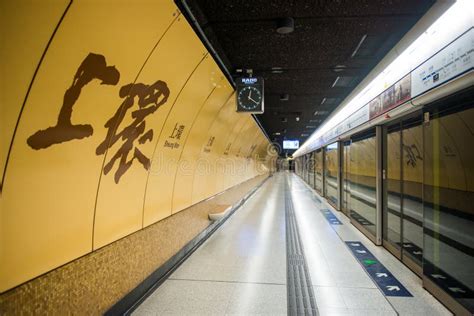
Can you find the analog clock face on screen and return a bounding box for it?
[237,86,262,110]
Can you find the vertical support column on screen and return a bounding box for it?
[375,126,384,245]
[382,126,388,247]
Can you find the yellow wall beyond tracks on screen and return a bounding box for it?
[0,0,273,292]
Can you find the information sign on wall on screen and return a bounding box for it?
[411,28,474,97]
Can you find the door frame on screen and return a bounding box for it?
[381,111,424,277]
[340,138,351,217]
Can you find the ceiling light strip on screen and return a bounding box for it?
[351,34,367,58]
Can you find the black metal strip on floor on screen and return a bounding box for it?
[285,178,319,316]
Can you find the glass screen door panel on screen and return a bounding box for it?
[401,116,424,271]
[383,124,402,256]
[303,155,308,182]
[342,140,351,215]
[315,149,323,193]
[423,96,474,314]
[324,142,339,206]
[349,128,377,239]
[308,152,315,188]
[308,153,311,183]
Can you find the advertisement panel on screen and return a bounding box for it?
[369,74,411,119]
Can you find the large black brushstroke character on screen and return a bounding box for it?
[404,144,423,167]
[96,80,170,183]
[27,53,120,149]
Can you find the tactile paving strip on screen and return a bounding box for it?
[285,178,319,316]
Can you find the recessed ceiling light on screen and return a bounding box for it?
[351,34,367,58]
[296,116,300,122]
[276,17,294,34]
[334,65,346,72]
[314,110,329,116]
[271,67,284,74]
[274,132,281,135]
[280,93,289,101]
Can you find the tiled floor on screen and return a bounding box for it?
[133,172,451,315]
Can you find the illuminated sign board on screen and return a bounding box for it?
[283,140,299,149]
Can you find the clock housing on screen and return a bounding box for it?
[236,77,264,113]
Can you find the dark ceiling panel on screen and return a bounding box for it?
[184,0,435,155]
[194,0,435,21]
[208,18,414,69]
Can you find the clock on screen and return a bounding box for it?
[238,86,262,110]
[236,77,264,113]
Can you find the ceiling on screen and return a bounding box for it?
[183,0,436,155]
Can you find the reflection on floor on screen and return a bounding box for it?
[133,172,451,315]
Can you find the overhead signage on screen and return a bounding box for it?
[283,140,299,149]
[236,77,264,113]
[369,74,411,119]
[346,241,412,297]
[411,28,473,98]
[322,104,369,146]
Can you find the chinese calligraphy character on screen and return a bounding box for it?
[26,52,171,183]
[169,123,184,140]
[27,53,120,149]
[96,80,170,183]
[404,144,423,167]
[443,145,456,157]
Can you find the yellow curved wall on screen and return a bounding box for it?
[0,0,272,292]
[0,0,71,187]
[425,112,474,192]
[349,137,376,181]
[385,114,474,194]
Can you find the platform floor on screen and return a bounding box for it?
[133,172,451,315]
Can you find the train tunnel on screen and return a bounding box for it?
[0,0,473,315]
